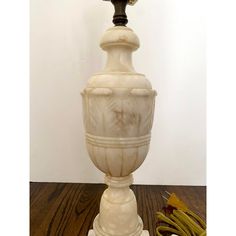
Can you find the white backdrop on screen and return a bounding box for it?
[30,0,206,185]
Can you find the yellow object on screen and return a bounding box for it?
[156,192,206,236]
[167,193,188,212]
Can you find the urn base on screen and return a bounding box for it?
[88,230,150,236]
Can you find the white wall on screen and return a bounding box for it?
[30,0,206,185]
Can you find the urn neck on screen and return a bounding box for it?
[104,46,135,72]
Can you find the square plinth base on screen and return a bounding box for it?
[88,230,149,236]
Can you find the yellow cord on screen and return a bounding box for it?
[156,192,206,236]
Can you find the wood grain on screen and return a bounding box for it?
[30,183,206,236]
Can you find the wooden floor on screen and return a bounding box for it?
[30,182,206,236]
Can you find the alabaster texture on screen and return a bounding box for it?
[93,175,144,236]
[82,87,156,177]
[88,230,149,236]
[82,26,156,177]
[82,26,156,236]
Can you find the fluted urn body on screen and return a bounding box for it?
[82,26,156,236]
[82,26,156,177]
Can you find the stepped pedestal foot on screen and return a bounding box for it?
[88,230,150,236]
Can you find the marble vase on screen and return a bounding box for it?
[81,26,156,236]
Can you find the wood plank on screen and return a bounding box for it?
[30,183,206,236]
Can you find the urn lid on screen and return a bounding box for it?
[100,26,139,51]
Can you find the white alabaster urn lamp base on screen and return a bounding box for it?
[82,25,156,236]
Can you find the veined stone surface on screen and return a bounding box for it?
[82,26,156,236]
[88,230,149,236]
